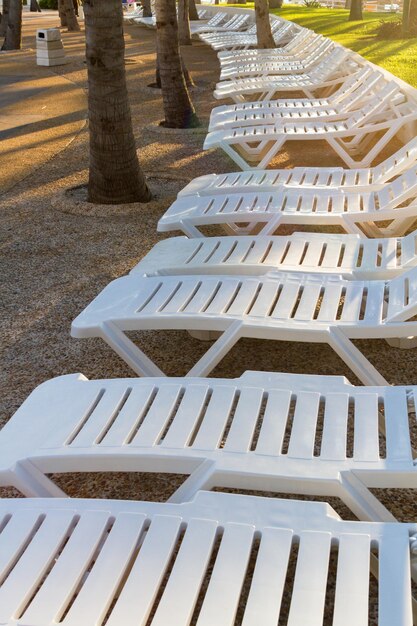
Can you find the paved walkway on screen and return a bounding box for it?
[0,11,87,193]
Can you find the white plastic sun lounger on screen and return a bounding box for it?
[219,39,336,81]
[130,232,417,280]
[207,20,295,52]
[209,70,386,131]
[214,48,357,102]
[197,14,251,39]
[205,88,415,170]
[3,369,417,526]
[189,10,228,34]
[0,491,414,626]
[72,267,417,384]
[216,27,315,63]
[176,136,417,197]
[158,161,417,238]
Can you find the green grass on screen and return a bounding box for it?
[228,4,417,87]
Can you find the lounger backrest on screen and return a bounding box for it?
[345,82,402,129]
[0,492,412,626]
[206,11,227,26]
[309,47,350,79]
[374,163,417,214]
[372,136,417,183]
[334,69,384,110]
[386,265,417,321]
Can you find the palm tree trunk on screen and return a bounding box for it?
[189,0,199,20]
[155,0,199,128]
[0,0,10,38]
[142,0,152,18]
[58,0,67,27]
[255,0,275,48]
[1,0,22,50]
[349,0,363,19]
[178,0,192,45]
[62,0,80,31]
[30,0,41,11]
[84,0,151,204]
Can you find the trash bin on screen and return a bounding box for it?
[36,28,68,67]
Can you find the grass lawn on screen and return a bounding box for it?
[228,4,417,87]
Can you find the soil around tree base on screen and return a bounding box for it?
[51,174,190,217]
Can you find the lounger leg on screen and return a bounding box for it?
[101,322,166,377]
[178,220,205,239]
[186,321,243,377]
[220,142,256,171]
[167,459,217,503]
[257,138,286,170]
[339,472,396,522]
[10,460,68,497]
[328,328,389,385]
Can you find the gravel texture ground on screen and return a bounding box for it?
[1,11,417,531]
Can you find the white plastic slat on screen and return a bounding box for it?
[71,387,133,447]
[160,385,210,449]
[353,394,380,462]
[151,518,218,626]
[182,279,223,314]
[224,280,262,316]
[241,527,293,626]
[0,510,76,620]
[100,384,158,446]
[191,385,238,450]
[293,283,323,321]
[63,513,148,626]
[106,515,183,626]
[131,386,184,447]
[340,282,365,322]
[332,533,370,626]
[205,280,243,315]
[0,510,43,582]
[363,281,385,323]
[22,510,115,625]
[384,388,413,462]
[378,530,413,626]
[320,393,349,461]
[317,283,343,321]
[255,389,292,455]
[287,531,331,626]
[223,387,264,452]
[161,281,209,314]
[249,281,280,318]
[197,523,255,626]
[270,281,301,319]
[287,392,320,459]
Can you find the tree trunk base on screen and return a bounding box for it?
[160,111,201,129]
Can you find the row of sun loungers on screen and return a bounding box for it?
[3,8,417,625]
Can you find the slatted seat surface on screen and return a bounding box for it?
[131,233,417,279]
[198,14,251,38]
[71,269,417,383]
[3,370,417,524]
[218,32,323,66]
[158,164,417,236]
[205,100,416,171]
[218,42,335,80]
[216,27,313,60]
[208,21,295,52]
[0,492,413,626]
[177,136,417,198]
[209,72,386,131]
[214,48,353,101]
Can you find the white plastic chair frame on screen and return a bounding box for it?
[213,48,356,102]
[130,232,417,280]
[157,162,417,239]
[175,135,417,196]
[218,39,336,81]
[205,90,416,170]
[2,369,417,525]
[206,20,295,52]
[216,27,316,63]
[197,14,251,40]
[0,491,414,625]
[71,268,417,385]
[208,70,387,132]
